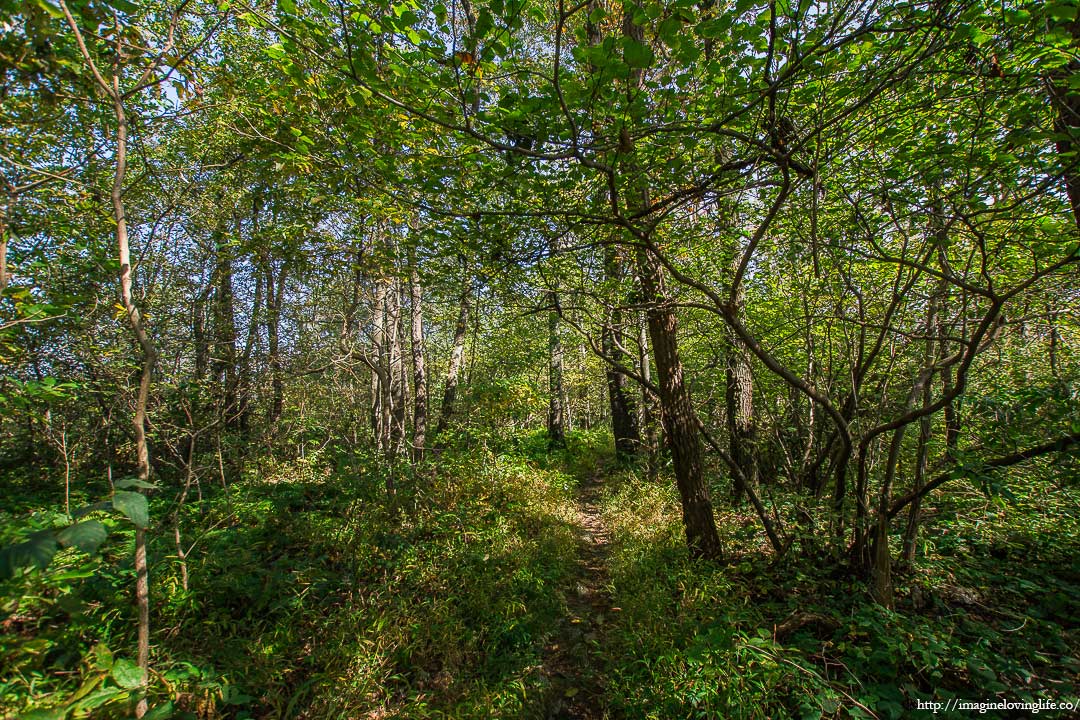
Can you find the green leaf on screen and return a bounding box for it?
[1047,2,1079,22]
[18,707,67,720]
[72,501,112,519]
[31,1,64,20]
[0,531,59,579]
[70,687,123,713]
[112,491,149,528]
[94,642,114,671]
[144,702,175,720]
[109,0,142,13]
[114,477,159,490]
[57,520,107,554]
[111,658,146,690]
[622,37,654,68]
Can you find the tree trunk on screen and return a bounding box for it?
[236,269,262,432]
[602,246,640,456]
[638,310,660,478]
[547,288,567,447]
[435,275,470,443]
[264,260,287,431]
[371,275,390,453]
[725,277,757,502]
[111,73,154,720]
[409,262,428,462]
[212,230,239,428]
[1049,14,1080,229]
[192,283,211,382]
[620,0,721,559]
[637,247,723,559]
[0,192,10,296]
[387,276,407,457]
[902,247,948,565]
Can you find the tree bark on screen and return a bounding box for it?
[620,0,721,559]
[371,274,390,453]
[435,274,470,443]
[725,250,757,502]
[547,287,567,447]
[638,310,660,478]
[264,259,287,431]
[1049,14,1080,229]
[387,276,407,457]
[602,246,640,456]
[409,262,428,462]
[637,246,723,559]
[60,5,157,710]
[0,192,9,296]
[211,230,239,428]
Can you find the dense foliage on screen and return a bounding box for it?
[1,0,1078,717]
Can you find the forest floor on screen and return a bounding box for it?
[541,464,613,720]
[2,430,1079,719]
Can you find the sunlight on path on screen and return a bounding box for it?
[542,466,615,720]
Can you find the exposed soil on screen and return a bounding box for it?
[542,468,616,720]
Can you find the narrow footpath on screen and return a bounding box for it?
[542,467,615,720]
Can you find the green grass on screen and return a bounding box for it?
[1,434,592,719]
[595,463,1080,719]
[2,433,1077,719]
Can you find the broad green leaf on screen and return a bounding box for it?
[111,658,145,690]
[31,1,64,20]
[94,642,115,671]
[114,477,159,490]
[57,520,107,553]
[144,702,175,720]
[0,531,59,579]
[70,686,123,712]
[622,38,654,68]
[109,0,141,13]
[112,491,149,528]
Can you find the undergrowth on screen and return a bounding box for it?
[1,431,597,719]
[597,463,1080,719]
[3,431,1077,719]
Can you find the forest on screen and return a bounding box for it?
[1,0,1079,717]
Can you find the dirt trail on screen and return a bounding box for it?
[542,468,615,720]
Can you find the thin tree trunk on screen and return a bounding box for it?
[113,75,154,720]
[725,270,757,502]
[638,310,660,479]
[371,276,389,452]
[60,8,159,709]
[1049,15,1080,229]
[547,287,567,446]
[192,282,211,382]
[902,236,948,564]
[212,231,239,428]
[602,247,640,456]
[264,260,287,431]
[387,277,407,457]
[435,276,470,443]
[409,262,428,462]
[236,227,262,434]
[0,192,9,296]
